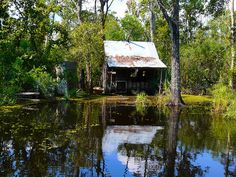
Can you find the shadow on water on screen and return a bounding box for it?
[0,101,236,177]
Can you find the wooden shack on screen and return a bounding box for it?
[102,41,167,95]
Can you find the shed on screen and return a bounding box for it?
[102,41,167,94]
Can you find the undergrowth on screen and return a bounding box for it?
[211,83,236,119]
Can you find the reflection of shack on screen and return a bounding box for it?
[102,41,167,95]
[56,61,78,95]
[102,126,163,176]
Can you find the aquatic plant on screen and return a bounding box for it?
[136,92,148,106]
[135,92,148,115]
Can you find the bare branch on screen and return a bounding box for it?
[156,0,171,23]
[105,0,114,19]
[108,0,114,9]
[172,0,179,21]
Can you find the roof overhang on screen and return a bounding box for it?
[104,41,167,68]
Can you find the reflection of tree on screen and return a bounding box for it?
[117,143,161,176]
[0,102,105,176]
[176,146,206,177]
[211,119,236,177]
[178,108,213,150]
[2,103,236,176]
[165,107,180,177]
[161,107,206,177]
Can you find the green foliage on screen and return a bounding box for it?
[154,83,170,106]
[211,83,236,119]
[70,22,104,91]
[28,67,56,98]
[76,89,89,98]
[211,83,232,112]
[181,31,226,94]
[136,92,148,104]
[0,0,69,104]
[0,87,18,106]
[135,92,148,116]
[105,15,125,40]
[155,94,169,107]
[224,100,236,119]
[121,14,146,41]
[0,0,231,105]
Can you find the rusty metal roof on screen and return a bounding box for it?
[104,41,167,68]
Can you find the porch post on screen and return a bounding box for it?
[159,68,163,94]
[102,64,107,94]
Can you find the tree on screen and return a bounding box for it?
[180,0,204,43]
[99,0,115,29]
[229,0,235,89]
[0,0,68,104]
[121,14,146,41]
[156,0,184,106]
[76,0,83,24]
[104,15,125,40]
[149,0,156,42]
[165,107,180,176]
[70,23,104,93]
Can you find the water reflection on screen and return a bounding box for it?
[0,101,236,176]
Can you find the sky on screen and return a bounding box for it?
[92,0,236,19]
[109,0,128,18]
[84,0,128,18]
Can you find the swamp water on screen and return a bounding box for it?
[0,101,236,177]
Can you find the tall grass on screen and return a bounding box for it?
[136,92,148,106]
[154,88,170,107]
[135,92,148,115]
[211,83,236,119]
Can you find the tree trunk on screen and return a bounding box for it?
[230,0,235,89]
[94,0,97,17]
[149,0,155,42]
[99,0,114,30]
[157,0,184,106]
[99,0,106,29]
[86,62,92,93]
[102,63,107,93]
[76,0,83,24]
[169,21,184,106]
[79,69,85,90]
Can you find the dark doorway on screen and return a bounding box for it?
[116,81,127,93]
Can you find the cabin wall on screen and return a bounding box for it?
[104,67,163,95]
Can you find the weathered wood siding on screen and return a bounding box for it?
[104,67,163,95]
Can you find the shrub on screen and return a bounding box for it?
[76,89,89,98]
[0,87,18,105]
[224,100,236,119]
[155,85,170,107]
[155,94,169,107]
[211,83,233,112]
[28,67,56,98]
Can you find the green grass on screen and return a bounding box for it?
[0,104,23,113]
[182,94,213,105]
[152,94,213,106]
[0,94,214,113]
[56,94,106,103]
